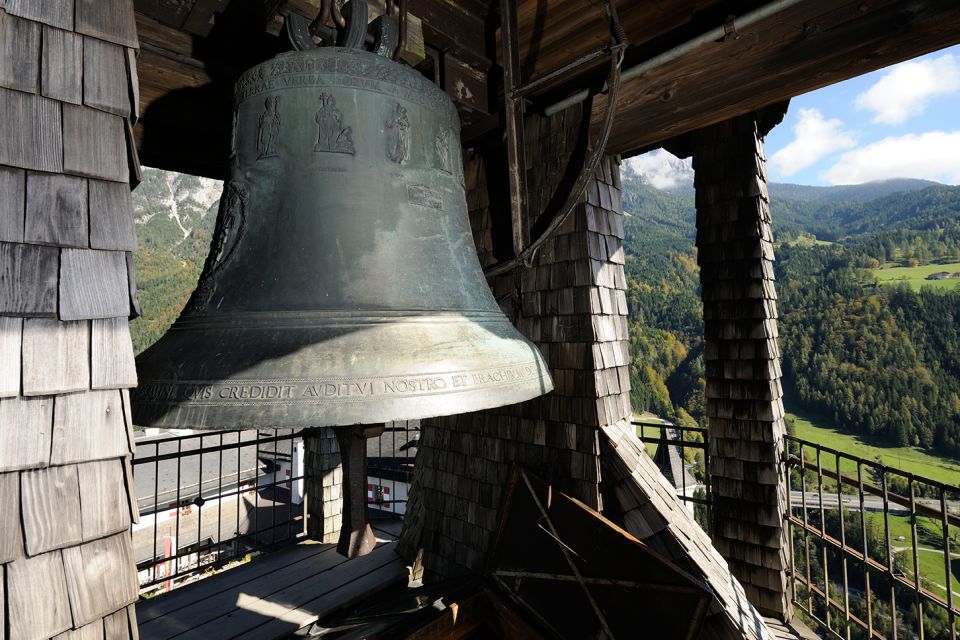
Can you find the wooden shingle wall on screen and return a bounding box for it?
[0,1,142,637]
[399,105,631,578]
[691,115,791,619]
[304,427,342,544]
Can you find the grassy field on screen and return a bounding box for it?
[872,261,960,292]
[787,410,960,488]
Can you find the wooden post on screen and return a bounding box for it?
[692,113,792,620]
[304,427,344,544]
[0,0,142,636]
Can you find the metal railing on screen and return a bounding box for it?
[133,429,308,592]
[132,424,419,594]
[366,421,419,515]
[634,420,712,533]
[785,435,960,640]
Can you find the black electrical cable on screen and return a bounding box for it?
[484,0,627,277]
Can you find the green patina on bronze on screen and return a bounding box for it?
[133,46,553,430]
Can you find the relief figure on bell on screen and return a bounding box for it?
[257,96,281,159]
[386,103,411,164]
[435,128,451,173]
[314,93,356,154]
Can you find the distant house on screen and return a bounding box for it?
[927,272,950,280]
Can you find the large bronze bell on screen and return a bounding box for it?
[132,45,553,430]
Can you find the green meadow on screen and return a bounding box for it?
[786,411,960,488]
[872,262,960,292]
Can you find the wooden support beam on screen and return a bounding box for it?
[593,0,960,157]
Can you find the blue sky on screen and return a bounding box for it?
[765,44,960,186]
[628,44,960,188]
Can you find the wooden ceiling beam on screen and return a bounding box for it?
[590,0,960,157]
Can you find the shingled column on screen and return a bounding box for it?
[692,114,791,619]
[0,1,142,637]
[400,105,631,578]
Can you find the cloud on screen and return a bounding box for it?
[768,108,857,177]
[624,149,692,191]
[855,54,960,125]
[823,131,960,185]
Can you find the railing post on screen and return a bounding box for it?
[691,112,792,620]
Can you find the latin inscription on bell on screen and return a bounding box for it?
[137,363,540,405]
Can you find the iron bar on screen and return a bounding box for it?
[910,479,925,640]
[858,461,874,638]
[542,0,809,116]
[942,487,956,640]
[835,453,850,639]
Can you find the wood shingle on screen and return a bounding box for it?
[59,249,129,320]
[0,470,22,562]
[63,104,129,182]
[0,165,25,242]
[78,459,132,541]
[51,389,128,465]
[25,172,89,248]
[0,10,41,93]
[91,317,137,389]
[4,0,73,30]
[42,25,84,104]
[0,395,53,471]
[62,533,139,626]
[0,87,63,173]
[6,550,74,640]
[22,318,89,394]
[104,607,133,640]
[20,463,84,555]
[0,316,22,396]
[0,241,59,317]
[89,179,136,251]
[53,620,107,640]
[75,0,138,48]
[83,36,131,117]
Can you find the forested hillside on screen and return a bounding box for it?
[621,163,960,458]
[130,169,221,353]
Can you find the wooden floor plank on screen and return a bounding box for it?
[137,542,341,627]
[370,516,403,540]
[764,616,819,640]
[139,546,349,638]
[233,553,407,639]
[172,543,402,640]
